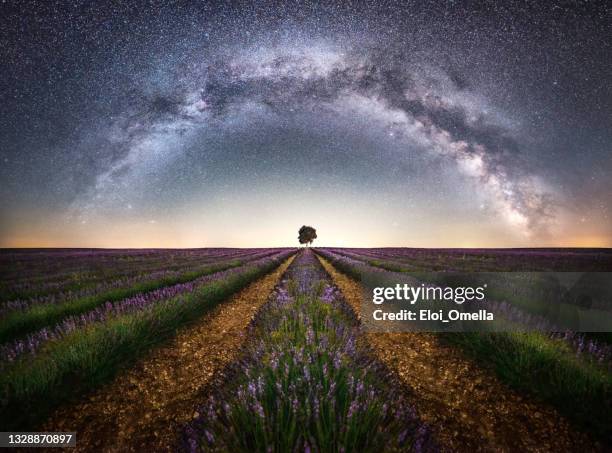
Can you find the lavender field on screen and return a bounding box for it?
[0,247,611,451]
[4,0,612,450]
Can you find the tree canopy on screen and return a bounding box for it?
[298,226,317,245]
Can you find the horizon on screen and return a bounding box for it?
[2,245,612,251]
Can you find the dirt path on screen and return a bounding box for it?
[42,256,294,452]
[318,255,599,452]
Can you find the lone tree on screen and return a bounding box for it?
[298,225,317,246]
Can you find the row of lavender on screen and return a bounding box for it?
[326,247,612,272]
[0,248,251,278]
[1,248,221,287]
[1,249,296,431]
[0,249,287,349]
[0,248,274,302]
[0,249,293,365]
[317,248,612,367]
[182,249,434,452]
[315,248,612,442]
[0,248,278,316]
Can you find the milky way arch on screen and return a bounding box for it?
[76,43,555,237]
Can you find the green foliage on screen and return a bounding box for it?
[443,332,612,441]
[298,226,317,245]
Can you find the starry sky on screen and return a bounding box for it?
[1,0,611,248]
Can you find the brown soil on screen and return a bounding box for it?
[42,256,294,452]
[317,255,600,453]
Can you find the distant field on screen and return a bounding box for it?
[317,247,612,272]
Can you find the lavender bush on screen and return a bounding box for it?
[317,248,612,368]
[183,250,434,452]
[0,249,277,315]
[0,250,293,365]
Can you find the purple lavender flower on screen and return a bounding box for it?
[180,249,434,452]
[1,250,294,365]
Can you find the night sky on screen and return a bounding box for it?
[1,0,611,248]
